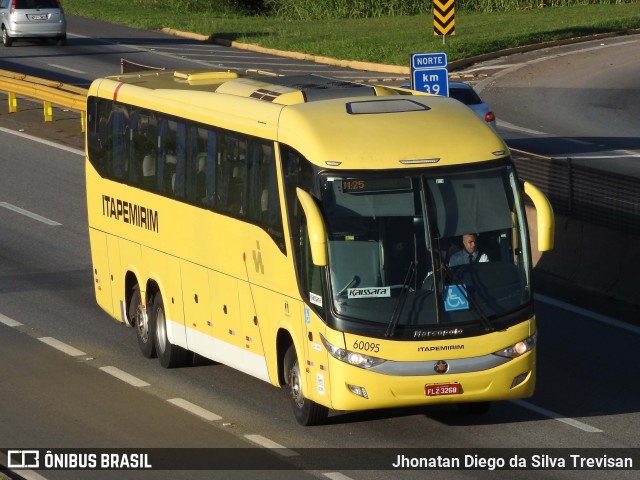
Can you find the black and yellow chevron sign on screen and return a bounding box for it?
[434,0,455,36]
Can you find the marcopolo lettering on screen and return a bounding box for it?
[102,195,159,233]
[414,328,463,338]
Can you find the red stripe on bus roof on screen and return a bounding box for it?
[113,82,125,102]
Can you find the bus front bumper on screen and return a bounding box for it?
[324,351,535,411]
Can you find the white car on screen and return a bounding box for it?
[402,81,496,130]
[1,0,67,47]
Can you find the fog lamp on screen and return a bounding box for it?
[347,384,368,399]
[511,372,530,389]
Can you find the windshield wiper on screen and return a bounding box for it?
[336,276,359,297]
[439,262,494,332]
[385,261,416,338]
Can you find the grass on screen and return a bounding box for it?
[62,1,640,65]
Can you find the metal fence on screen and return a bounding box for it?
[0,68,87,131]
[512,149,640,235]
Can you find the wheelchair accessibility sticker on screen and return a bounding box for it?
[444,285,469,311]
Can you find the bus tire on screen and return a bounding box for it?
[458,402,492,415]
[152,291,189,368]
[285,346,328,426]
[131,285,156,358]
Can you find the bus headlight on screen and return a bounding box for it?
[493,332,537,359]
[320,334,386,369]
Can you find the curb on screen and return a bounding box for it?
[160,28,408,75]
[160,27,640,75]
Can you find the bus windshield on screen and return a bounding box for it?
[319,165,531,335]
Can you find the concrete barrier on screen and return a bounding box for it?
[528,207,639,307]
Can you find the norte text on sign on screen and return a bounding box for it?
[434,0,456,36]
[412,53,446,70]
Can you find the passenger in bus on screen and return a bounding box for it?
[448,233,489,266]
[196,153,208,203]
[142,154,156,190]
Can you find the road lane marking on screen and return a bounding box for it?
[511,400,602,433]
[536,293,640,335]
[458,63,525,74]
[167,398,222,421]
[551,154,640,160]
[244,434,298,457]
[323,474,356,480]
[38,337,86,357]
[562,138,595,146]
[99,366,150,387]
[496,120,546,136]
[47,63,87,74]
[0,126,84,156]
[0,313,23,327]
[0,202,62,226]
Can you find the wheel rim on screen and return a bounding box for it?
[155,306,167,354]
[134,303,149,343]
[290,362,304,408]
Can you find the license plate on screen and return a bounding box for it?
[425,383,461,397]
[30,14,47,20]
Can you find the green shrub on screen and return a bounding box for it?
[457,0,637,12]
[263,0,430,20]
[263,0,639,18]
[133,0,264,15]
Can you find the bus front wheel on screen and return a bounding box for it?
[285,346,328,426]
[152,292,189,368]
[131,285,156,358]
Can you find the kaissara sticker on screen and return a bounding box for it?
[348,287,390,299]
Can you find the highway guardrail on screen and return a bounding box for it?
[0,69,87,131]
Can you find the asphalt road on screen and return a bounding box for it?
[473,34,640,177]
[0,14,405,88]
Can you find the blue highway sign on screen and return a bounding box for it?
[410,53,449,96]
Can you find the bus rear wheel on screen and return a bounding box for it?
[152,292,189,368]
[131,285,156,358]
[285,346,328,426]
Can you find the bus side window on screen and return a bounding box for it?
[110,106,128,181]
[87,97,111,177]
[185,126,213,206]
[216,134,247,217]
[172,122,187,199]
[130,110,156,190]
[184,125,200,203]
[158,121,178,196]
[203,129,217,207]
[247,141,284,246]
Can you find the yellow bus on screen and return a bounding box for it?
[85,69,554,425]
